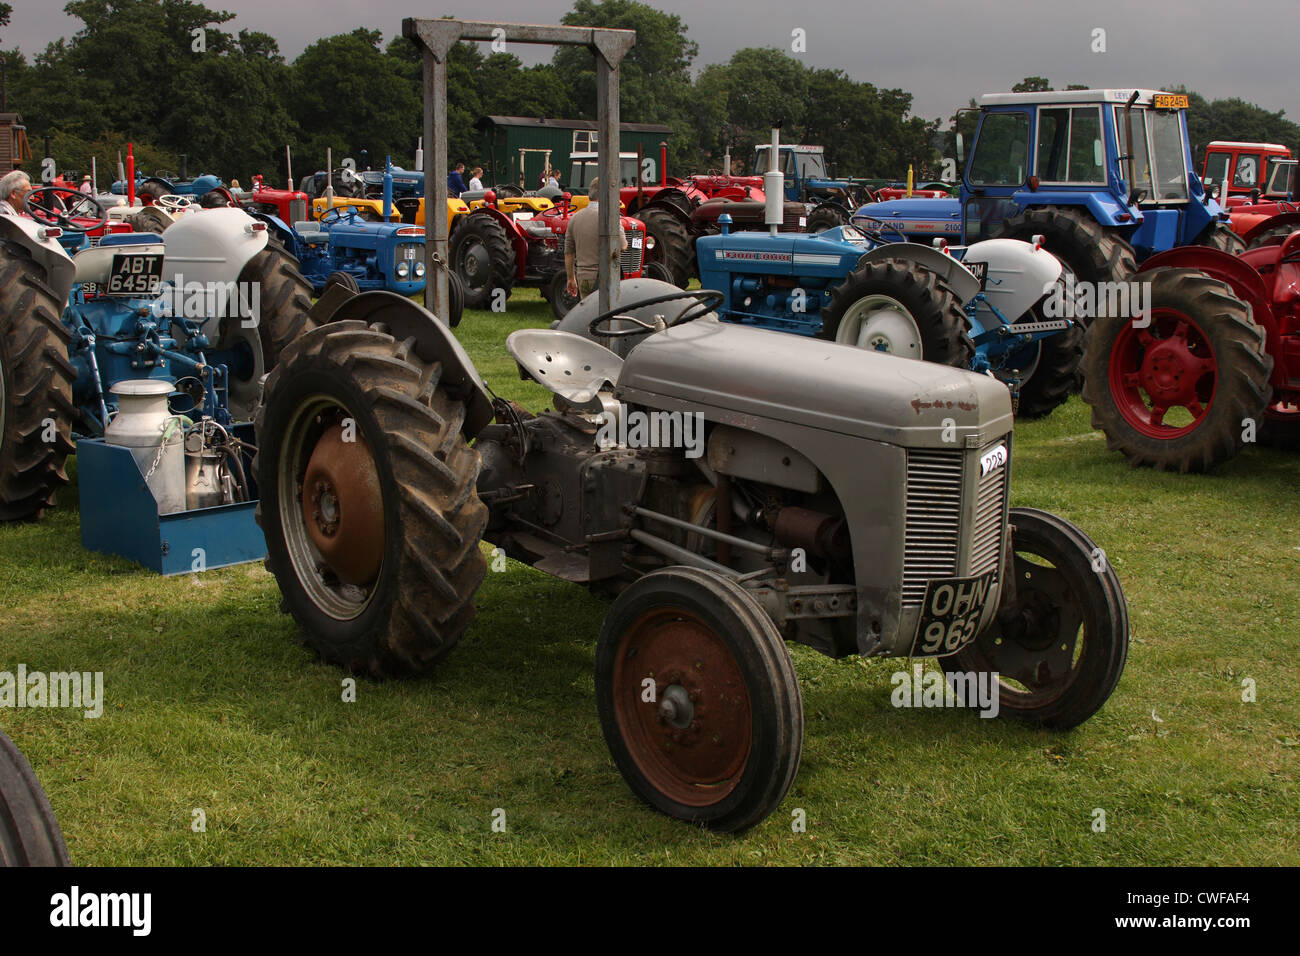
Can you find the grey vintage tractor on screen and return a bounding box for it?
[254,282,1129,832]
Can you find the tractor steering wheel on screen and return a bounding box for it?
[158,194,193,212]
[587,289,724,338]
[318,205,356,226]
[24,186,108,233]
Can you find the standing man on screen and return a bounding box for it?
[447,162,467,198]
[0,170,33,216]
[564,176,626,300]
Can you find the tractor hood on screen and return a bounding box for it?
[854,196,963,236]
[615,317,1012,447]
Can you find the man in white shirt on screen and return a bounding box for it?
[564,177,626,298]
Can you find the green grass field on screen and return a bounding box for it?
[2,286,1298,865]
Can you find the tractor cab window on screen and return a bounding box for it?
[1035,106,1104,183]
[1115,106,1188,202]
[1266,160,1296,197]
[1203,151,1230,188]
[797,151,827,181]
[968,111,1031,186]
[1233,153,1261,188]
[782,150,797,181]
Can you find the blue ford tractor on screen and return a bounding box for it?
[749,143,870,233]
[854,89,1243,290]
[695,216,1074,417]
[0,187,316,524]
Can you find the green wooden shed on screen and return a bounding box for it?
[474,115,672,191]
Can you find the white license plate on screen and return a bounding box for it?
[404,247,416,259]
[631,235,642,249]
[512,212,533,221]
[980,443,1007,476]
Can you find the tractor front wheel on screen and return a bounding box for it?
[0,246,76,522]
[1080,267,1272,472]
[449,213,516,310]
[254,321,489,677]
[595,567,803,833]
[0,730,70,865]
[238,238,317,370]
[941,508,1128,729]
[1009,312,1085,420]
[547,270,580,320]
[819,257,974,368]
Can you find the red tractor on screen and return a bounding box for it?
[235,175,310,225]
[448,190,646,317]
[1080,234,1300,471]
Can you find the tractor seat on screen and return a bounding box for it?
[73,235,166,286]
[506,328,624,411]
[294,221,329,243]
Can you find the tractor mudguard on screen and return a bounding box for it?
[159,206,269,287]
[316,289,493,438]
[1243,211,1300,247]
[962,238,1062,330]
[856,242,981,305]
[0,214,76,307]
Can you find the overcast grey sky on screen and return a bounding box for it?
[4,0,1293,125]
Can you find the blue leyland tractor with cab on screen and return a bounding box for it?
[686,215,1075,418]
[854,89,1244,291]
[0,187,316,525]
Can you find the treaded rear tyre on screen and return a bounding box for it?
[450,212,516,310]
[996,206,1138,289]
[1080,267,1272,472]
[238,239,317,370]
[806,205,848,233]
[1200,223,1246,255]
[819,257,975,368]
[1012,320,1084,420]
[635,205,691,288]
[255,321,488,677]
[0,244,76,522]
[0,731,70,866]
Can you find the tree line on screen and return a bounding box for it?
[2,1,1297,188]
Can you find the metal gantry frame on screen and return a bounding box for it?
[402,18,636,321]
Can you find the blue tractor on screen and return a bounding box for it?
[690,215,1077,418]
[749,142,870,233]
[854,89,1244,289]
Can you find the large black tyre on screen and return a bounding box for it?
[445,268,465,328]
[635,205,691,288]
[1080,268,1272,472]
[819,257,975,368]
[237,238,317,371]
[1244,223,1297,250]
[996,206,1138,292]
[1010,318,1084,420]
[254,321,488,677]
[1200,222,1246,256]
[547,270,579,320]
[0,731,70,866]
[595,567,803,833]
[806,204,848,234]
[0,246,76,522]
[941,508,1128,729]
[449,212,516,310]
[137,180,170,204]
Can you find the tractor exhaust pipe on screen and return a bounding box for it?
[637,141,644,206]
[126,142,135,206]
[765,125,784,236]
[660,140,668,186]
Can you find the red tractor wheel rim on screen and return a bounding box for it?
[1108,309,1219,439]
[612,607,752,808]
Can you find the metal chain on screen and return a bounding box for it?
[143,417,184,482]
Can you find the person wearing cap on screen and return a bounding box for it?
[79,175,92,195]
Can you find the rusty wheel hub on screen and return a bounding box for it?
[301,422,385,586]
[613,609,752,807]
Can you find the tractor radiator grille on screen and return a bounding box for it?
[902,449,963,606]
[622,226,645,276]
[901,442,1007,606]
[970,445,1008,580]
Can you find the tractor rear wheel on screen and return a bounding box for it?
[445,268,465,328]
[238,238,317,371]
[450,213,516,310]
[941,508,1128,729]
[1011,314,1085,420]
[996,206,1138,292]
[635,206,691,288]
[806,204,848,234]
[0,245,76,522]
[1200,223,1246,256]
[819,257,975,368]
[137,181,169,204]
[254,320,488,677]
[595,566,803,833]
[1245,223,1298,250]
[1080,267,1272,472]
[0,730,70,865]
